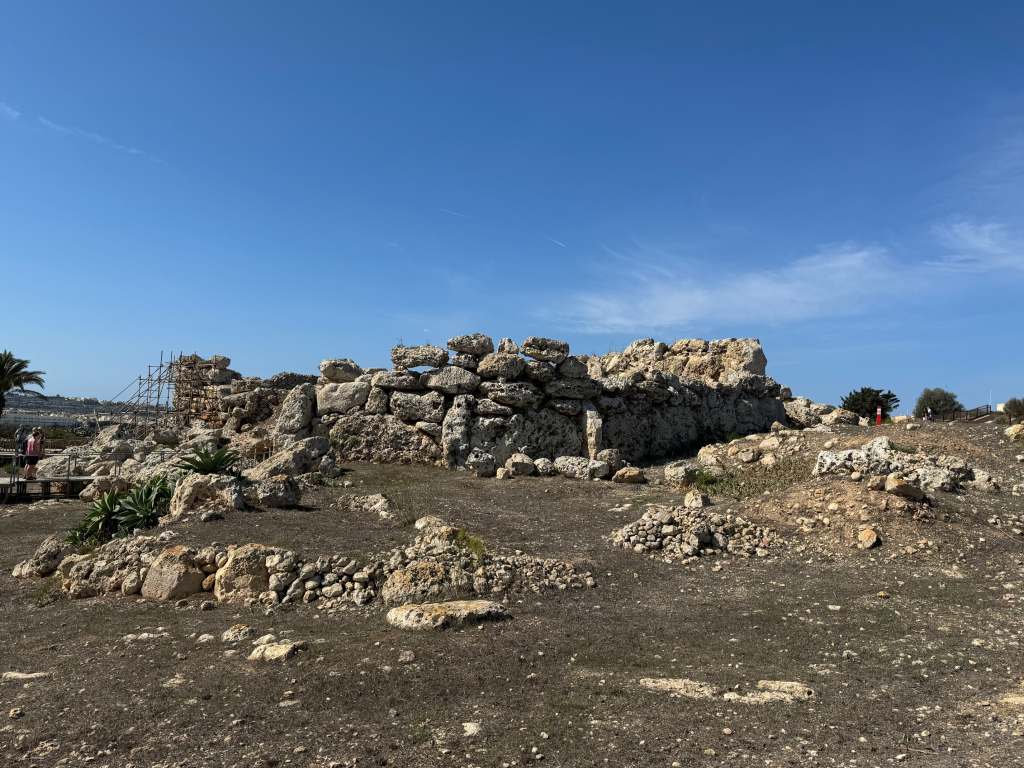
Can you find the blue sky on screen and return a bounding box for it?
[2,1,1022,411]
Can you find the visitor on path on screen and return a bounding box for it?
[926,407,934,422]
[14,425,29,468]
[23,428,45,480]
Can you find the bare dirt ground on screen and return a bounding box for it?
[2,422,1023,767]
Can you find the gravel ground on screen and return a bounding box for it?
[1,421,1022,767]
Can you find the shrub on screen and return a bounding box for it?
[67,491,124,546]
[177,446,238,475]
[453,529,487,565]
[913,388,964,418]
[841,387,900,419]
[117,476,174,532]
[66,476,174,546]
[1005,398,1024,422]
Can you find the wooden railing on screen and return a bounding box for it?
[937,405,992,422]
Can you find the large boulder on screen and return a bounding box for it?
[391,344,449,369]
[441,395,474,468]
[319,358,363,383]
[330,414,442,464]
[381,561,455,605]
[553,456,610,480]
[478,382,542,409]
[275,383,315,434]
[664,460,699,487]
[317,381,370,415]
[464,447,496,477]
[505,453,536,477]
[420,366,481,395]
[1006,424,1024,442]
[447,333,494,357]
[244,475,300,508]
[386,600,511,631]
[214,543,274,604]
[477,353,525,380]
[521,337,570,364]
[166,473,245,521]
[783,397,836,429]
[557,356,588,378]
[243,437,330,480]
[371,370,424,391]
[12,534,71,578]
[141,546,205,601]
[389,391,445,423]
[821,407,860,426]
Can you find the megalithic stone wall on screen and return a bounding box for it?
[315,334,787,468]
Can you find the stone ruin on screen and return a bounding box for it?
[35,334,851,495]
[198,334,792,475]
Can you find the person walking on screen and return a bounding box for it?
[13,425,29,471]
[23,428,45,480]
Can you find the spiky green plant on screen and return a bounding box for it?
[116,476,174,532]
[67,491,124,546]
[177,446,238,475]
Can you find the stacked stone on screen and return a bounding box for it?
[315,333,787,471]
[611,505,781,562]
[16,515,595,608]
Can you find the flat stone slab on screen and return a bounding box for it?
[385,600,511,631]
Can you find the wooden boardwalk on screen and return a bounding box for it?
[0,476,93,503]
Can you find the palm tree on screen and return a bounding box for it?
[0,351,46,419]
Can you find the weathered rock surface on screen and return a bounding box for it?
[319,358,363,383]
[447,333,494,357]
[166,473,245,521]
[275,383,315,435]
[248,640,307,662]
[141,546,205,600]
[317,382,371,415]
[814,437,975,492]
[421,366,480,395]
[385,600,511,631]
[521,337,570,364]
[476,353,526,380]
[214,544,274,604]
[244,437,329,480]
[12,534,70,578]
[330,415,442,464]
[391,344,449,369]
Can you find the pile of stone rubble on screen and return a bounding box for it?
[813,436,998,495]
[12,516,595,610]
[610,504,782,562]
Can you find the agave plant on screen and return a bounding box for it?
[116,476,174,532]
[67,491,124,546]
[177,446,239,475]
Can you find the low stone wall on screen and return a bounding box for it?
[311,334,787,469]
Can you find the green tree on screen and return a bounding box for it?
[841,387,900,420]
[913,388,963,418]
[1005,397,1024,423]
[0,351,45,419]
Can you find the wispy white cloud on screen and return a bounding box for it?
[558,242,905,333]
[0,101,21,120]
[439,207,471,218]
[37,115,161,162]
[931,218,1024,272]
[545,236,567,248]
